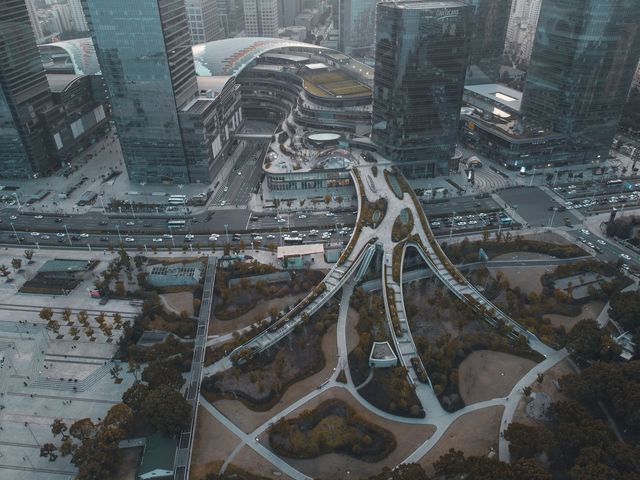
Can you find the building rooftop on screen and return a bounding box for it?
[39,38,101,75]
[464,83,523,112]
[389,0,467,9]
[192,37,328,76]
[46,73,84,93]
[277,243,324,258]
[369,341,398,360]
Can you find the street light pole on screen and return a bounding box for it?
[115,224,123,243]
[449,211,455,240]
[168,225,175,247]
[224,224,229,245]
[10,223,20,244]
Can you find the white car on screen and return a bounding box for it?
[208,234,219,241]
[9,215,17,220]
[621,264,630,271]
[152,237,163,243]
[223,186,229,192]
[184,234,195,241]
[220,200,226,206]
[325,212,336,217]
[126,221,135,226]
[266,234,275,239]
[580,229,590,235]
[30,232,40,237]
[298,214,307,219]
[56,232,65,237]
[34,215,43,219]
[163,234,173,238]
[587,242,595,248]
[253,235,263,241]
[309,229,318,236]
[80,233,89,238]
[124,237,135,242]
[620,253,631,261]
[321,232,331,239]
[237,171,242,175]
[597,239,606,246]
[276,218,286,223]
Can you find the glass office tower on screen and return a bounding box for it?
[338,0,377,57]
[465,0,512,85]
[82,0,199,183]
[372,1,470,178]
[0,0,58,178]
[521,0,640,165]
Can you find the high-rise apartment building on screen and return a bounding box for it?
[521,0,640,165]
[465,0,511,84]
[243,0,278,37]
[82,0,209,183]
[68,0,88,31]
[0,0,58,177]
[372,0,470,178]
[504,0,541,67]
[338,0,377,58]
[186,0,224,44]
[24,0,44,41]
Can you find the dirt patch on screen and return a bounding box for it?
[232,445,294,479]
[419,405,504,474]
[521,232,573,245]
[458,350,536,405]
[512,358,576,426]
[544,301,605,330]
[346,306,360,354]
[488,265,550,295]
[190,406,242,478]
[208,294,305,335]
[161,291,194,316]
[263,387,435,480]
[492,252,557,262]
[212,323,339,433]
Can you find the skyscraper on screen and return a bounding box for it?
[504,0,541,67]
[521,0,640,165]
[372,0,470,178]
[186,0,224,44]
[23,0,43,41]
[243,0,278,37]
[82,0,203,183]
[0,0,58,177]
[464,0,512,84]
[68,0,88,32]
[338,0,377,58]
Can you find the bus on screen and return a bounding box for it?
[167,219,187,229]
[607,179,623,187]
[283,236,304,245]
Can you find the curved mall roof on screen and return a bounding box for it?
[192,37,328,77]
[39,38,101,76]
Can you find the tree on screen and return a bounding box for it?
[324,194,331,206]
[11,258,21,271]
[48,319,61,334]
[122,383,150,413]
[141,362,185,390]
[51,419,69,440]
[504,423,551,460]
[110,364,122,381]
[127,360,140,382]
[0,265,10,280]
[40,442,58,460]
[69,326,80,338]
[142,385,191,435]
[61,308,72,323]
[24,249,34,262]
[367,464,430,480]
[69,418,97,441]
[39,307,54,322]
[113,313,123,329]
[567,319,620,362]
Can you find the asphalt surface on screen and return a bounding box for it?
[497,187,581,228]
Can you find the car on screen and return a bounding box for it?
[30,232,40,236]
[70,235,80,241]
[208,234,219,241]
[223,186,229,192]
[597,239,606,246]
[325,212,336,217]
[580,229,590,235]
[220,200,226,206]
[9,215,17,220]
[620,253,631,261]
[34,215,43,219]
[41,235,50,240]
[56,232,65,237]
[143,222,152,227]
[232,234,242,241]
[309,230,318,236]
[298,214,307,219]
[80,233,89,238]
[152,237,163,243]
[124,237,135,242]
[184,234,195,241]
[276,218,286,223]
[621,264,630,271]
[163,233,173,239]
[125,221,135,226]
[587,242,595,248]
[266,234,275,239]
[57,237,65,243]
[237,171,242,175]
[55,217,63,223]
[253,235,263,241]
[578,237,587,243]
[99,220,108,226]
[99,236,109,242]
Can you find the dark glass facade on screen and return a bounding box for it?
[0,0,58,178]
[372,1,470,178]
[338,0,377,57]
[521,0,640,165]
[83,0,200,183]
[465,0,512,85]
